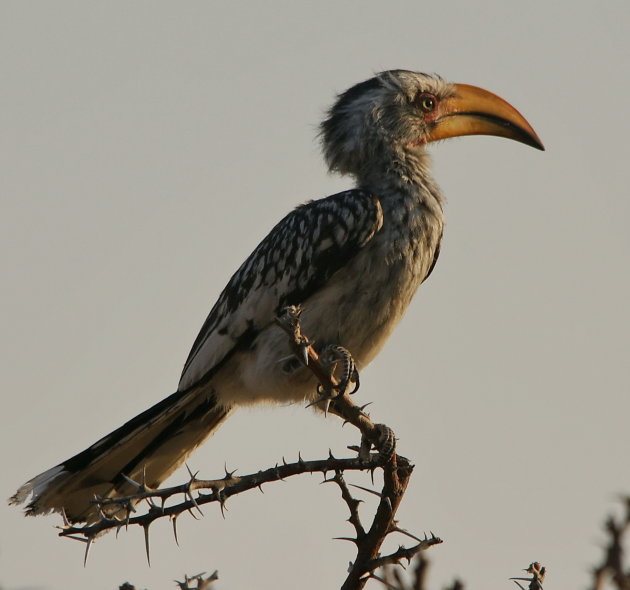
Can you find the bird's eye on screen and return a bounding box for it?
[415,93,437,113]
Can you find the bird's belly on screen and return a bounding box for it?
[321,242,431,357]
[213,246,430,407]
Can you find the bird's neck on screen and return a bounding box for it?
[357,148,444,214]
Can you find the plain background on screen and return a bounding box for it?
[1,2,629,589]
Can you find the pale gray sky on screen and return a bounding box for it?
[1,2,629,589]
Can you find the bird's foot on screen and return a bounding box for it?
[358,423,396,463]
[318,344,360,397]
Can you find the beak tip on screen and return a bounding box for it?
[529,131,545,151]
[523,132,545,151]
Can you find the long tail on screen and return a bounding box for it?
[9,387,231,524]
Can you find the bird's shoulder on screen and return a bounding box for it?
[178,188,383,391]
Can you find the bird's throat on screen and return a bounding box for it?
[358,147,442,209]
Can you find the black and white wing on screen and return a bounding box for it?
[178,189,383,391]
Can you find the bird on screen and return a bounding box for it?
[10,70,543,524]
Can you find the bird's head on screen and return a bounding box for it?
[320,70,543,188]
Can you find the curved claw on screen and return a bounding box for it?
[349,368,360,394]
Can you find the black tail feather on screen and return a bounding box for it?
[10,388,231,524]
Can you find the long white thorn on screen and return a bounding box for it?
[83,536,93,567]
[143,524,151,566]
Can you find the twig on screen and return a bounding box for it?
[175,570,219,589]
[590,497,630,590]
[329,470,366,542]
[510,562,546,590]
[368,535,443,570]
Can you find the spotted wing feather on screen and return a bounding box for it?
[179,189,383,391]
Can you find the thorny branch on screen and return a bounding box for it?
[57,305,442,589]
[59,455,379,564]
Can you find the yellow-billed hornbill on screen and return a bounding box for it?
[10,70,543,523]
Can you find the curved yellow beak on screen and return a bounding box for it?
[429,83,544,150]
